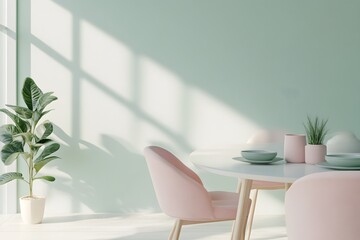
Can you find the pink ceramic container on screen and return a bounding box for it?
[305,144,326,164]
[284,134,306,163]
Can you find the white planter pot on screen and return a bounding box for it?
[19,196,46,224]
[305,144,327,164]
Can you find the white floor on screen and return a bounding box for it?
[0,213,287,240]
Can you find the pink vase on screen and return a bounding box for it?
[284,134,306,163]
[305,145,326,164]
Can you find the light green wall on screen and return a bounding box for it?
[16,0,360,214]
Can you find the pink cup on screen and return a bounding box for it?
[284,134,306,163]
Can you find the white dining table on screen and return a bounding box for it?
[189,147,335,240]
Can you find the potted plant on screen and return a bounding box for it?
[303,116,328,164]
[0,77,60,224]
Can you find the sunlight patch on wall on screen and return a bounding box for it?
[135,57,260,151]
[30,44,73,134]
[80,20,133,101]
[80,78,135,152]
[139,57,184,133]
[188,87,260,148]
[32,0,73,61]
[30,44,73,89]
[137,119,182,152]
[32,168,94,214]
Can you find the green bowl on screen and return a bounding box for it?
[326,154,360,167]
[241,150,277,161]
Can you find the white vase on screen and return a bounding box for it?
[305,144,327,164]
[19,196,46,224]
[284,134,306,163]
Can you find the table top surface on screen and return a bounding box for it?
[190,147,335,183]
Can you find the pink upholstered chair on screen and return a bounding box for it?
[285,171,360,240]
[143,146,251,240]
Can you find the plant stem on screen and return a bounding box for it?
[28,115,36,198]
[29,152,33,197]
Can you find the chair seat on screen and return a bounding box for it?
[209,191,239,220]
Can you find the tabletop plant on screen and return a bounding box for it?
[303,116,328,145]
[303,115,328,164]
[0,77,60,197]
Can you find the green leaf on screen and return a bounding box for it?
[22,77,43,111]
[35,143,60,162]
[34,176,55,182]
[0,109,29,132]
[36,138,53,144]
[304,116,328,145]
[29,145,41,153]
[33,110,52,127]
[0,124,20,144]
[34,156,60,172]
[2,152,20,166]
[35,120,53,140]
[0,172,23,185]
[1,141,23,165]
[5,105,33,119]
[35,92,57,112]
[16,132,33,144]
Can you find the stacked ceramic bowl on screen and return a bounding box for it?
[234,150,281,164]
[322,154,360,169]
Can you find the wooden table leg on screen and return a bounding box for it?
[236,177,242,193]
[232,179,252,240]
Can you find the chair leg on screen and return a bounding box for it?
[245,189,258,240]
[169,219,183,240]
[169,221,176,239]
[285,183,292,191]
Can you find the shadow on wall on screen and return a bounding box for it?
[50,125,236,213]
[48,125,158,213]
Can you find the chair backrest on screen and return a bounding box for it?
[326,132,360,154]
[247,130,285,145]
[143,146,214,220]
[246,130,285,157]
[285,171,360,240]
